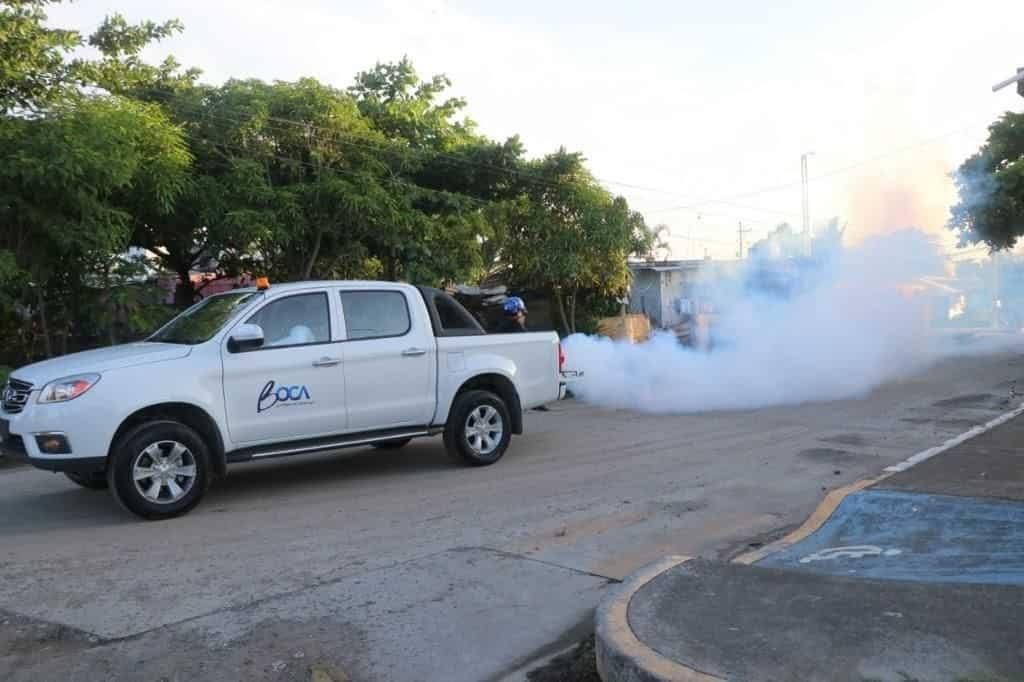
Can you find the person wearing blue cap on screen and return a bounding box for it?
[495,296,528,333]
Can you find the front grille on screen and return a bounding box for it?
[2,379,32,414]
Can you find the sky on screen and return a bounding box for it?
[48,0,1024,259]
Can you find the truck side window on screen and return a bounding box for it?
[246,292,331,348]
[434,292,481,332]
[340,291,411,340]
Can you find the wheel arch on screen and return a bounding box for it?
[451,373,523,434]
[109,402,227,475]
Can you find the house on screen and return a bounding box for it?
[627,259,733,329]
[628,260,702,328]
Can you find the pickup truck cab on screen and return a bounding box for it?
[1,281,566,519]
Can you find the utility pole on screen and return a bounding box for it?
[801,152,814,256]
[690,213,699,259]
[737,221,751,259]
[992,67,1024,97]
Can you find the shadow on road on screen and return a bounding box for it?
[0,485,129,533]
[0,441,457,532]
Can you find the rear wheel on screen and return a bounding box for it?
[64,471,108,490]
[372,438,413,450]
[444,390,511,466]
[107,420,210,520]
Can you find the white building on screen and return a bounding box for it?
[628,260,706,329]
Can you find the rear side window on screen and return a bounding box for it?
[340,291,411,340]
[434,292,481,332]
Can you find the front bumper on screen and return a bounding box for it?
[0,416,106,474]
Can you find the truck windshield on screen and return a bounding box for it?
[149,292,258,345]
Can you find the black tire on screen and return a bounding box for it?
[64,471,108,490]
[106,420,211,520]
[372,438,413,450]
[443,390,512,466]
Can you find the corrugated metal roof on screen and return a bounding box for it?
[629,259,705,272]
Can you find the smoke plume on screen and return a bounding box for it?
[563,229,1009,414]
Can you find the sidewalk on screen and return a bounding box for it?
[597,410,1024,682]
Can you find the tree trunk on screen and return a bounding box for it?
[302,228,323,280]
[107,296,118,346]
[59,321,68,356]
[385,254,399,281]
[36,287,53,359]
[568,290,577,335]
[552,288,571,337]
[102,263,117,347]
[174,266,194,308]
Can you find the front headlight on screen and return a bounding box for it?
[37,374,101,404]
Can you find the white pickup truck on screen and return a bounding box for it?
[1,281,566,519]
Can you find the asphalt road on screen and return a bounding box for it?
[2,349,1023,681]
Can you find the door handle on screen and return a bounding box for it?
[312,357,342,367]
[401,348,427,357]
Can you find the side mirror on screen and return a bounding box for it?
[228,323,265,352]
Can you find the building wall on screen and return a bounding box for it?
[661,271,681,328]
[660,268,701,328]
[630,270,663,325]
[631,262,717,329]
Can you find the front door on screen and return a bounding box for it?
[222,290,347,444]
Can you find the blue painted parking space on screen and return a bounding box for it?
[758,489,1024,584]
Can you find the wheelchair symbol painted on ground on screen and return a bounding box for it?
[798,545,903,564]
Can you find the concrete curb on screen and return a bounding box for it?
[595,555,723,682]
[732,475,886,565]
[595,403,1024,681]
[736,401,1024,565]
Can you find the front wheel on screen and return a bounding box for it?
[107,420,211,520]
[444,390,512,466]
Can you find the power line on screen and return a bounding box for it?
[135,96,779,250]
[136,85,973,220]
[197,135,496,211]
[123,87,992,248]
[145,92,789,242]
[645,122,981,215]
[134,86,673,199]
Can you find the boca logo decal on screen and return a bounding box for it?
[258,380,312,413]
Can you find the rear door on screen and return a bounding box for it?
[221,289,347,443]
[338,289,435,431]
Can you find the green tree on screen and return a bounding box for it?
[0,96,190,356]
[350,56,473,150]
[0,0,80,112]
[351,59,518,285]
[951,111,1024,250]
[1,1,187,112]
[495,150,654,334]
[0,1,190,358]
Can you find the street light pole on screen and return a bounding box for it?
[801,152,814,256]
[992,67,1024,96]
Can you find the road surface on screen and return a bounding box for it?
[2,349,1022,680]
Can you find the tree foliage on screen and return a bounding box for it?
[495,150,654,333]
[951,111,1024,250]
[1,0,654,367]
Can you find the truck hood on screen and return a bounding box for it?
[10,343,192,387]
